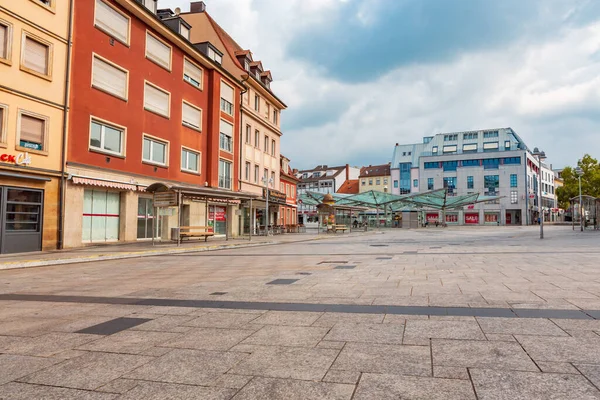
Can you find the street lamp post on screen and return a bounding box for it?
[262,176,273,235]
[575,166,584,232]
[532,148,546,239]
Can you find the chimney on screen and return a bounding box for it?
[190,1,206,13]
[345,164,349,181]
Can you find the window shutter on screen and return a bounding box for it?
[92,57,127,99]
[144,83,169,116]
[0,25,6,59]
[219,119,233,137]
[23,37,48,74]
[182,103,201,129]
[220,82,233,103]
[146,33,170,69]
[184,60,202,83]
[20,115,45,144]
[95,0,129,43]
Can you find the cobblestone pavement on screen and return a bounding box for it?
[1,225,599,399]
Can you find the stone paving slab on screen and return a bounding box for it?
[182,312,262,328]
[403,320,486,344]
[476,317,569,336]
[229,346,339,380]
[242,325,329,347]
[20,352,154,390]
[250,310,323,326]
[0,382,118,399]
[324,322,405,345]
[516,335,600,364]
[353,373,477,400]
[1,332,102,357]
[0,354,60,385]
[117,381,237,400]
[76,330,181,354]
[432,339,539,371]
[123,349,247,386]
[231,377,355,400]
[160,327,255,351]
[331,342,431,376]
[470,369,600,400]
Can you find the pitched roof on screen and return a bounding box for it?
[359,164,391,178]
[336,179,359,194]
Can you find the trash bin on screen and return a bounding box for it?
[170,227,180,241]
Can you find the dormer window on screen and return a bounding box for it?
[208,47,222,64]
[180,24,189,40]
[244,60,249,71]
[143,0,157,14]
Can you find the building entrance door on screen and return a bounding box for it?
[0,186,43,254]
[137,198,160,239]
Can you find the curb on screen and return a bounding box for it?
[0,230,381,271]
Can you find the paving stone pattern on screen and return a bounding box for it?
[0,226,600,398]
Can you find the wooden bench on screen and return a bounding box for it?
[179,226,215,242]
[327,224,348,233]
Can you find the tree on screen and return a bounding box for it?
[556,154,600,209]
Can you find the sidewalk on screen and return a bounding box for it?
[0,230,377,271]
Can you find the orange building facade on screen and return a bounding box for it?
[62,0,245,247]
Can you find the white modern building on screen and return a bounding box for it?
[391,128,556,225]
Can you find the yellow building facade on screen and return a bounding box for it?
[0,0,71,253]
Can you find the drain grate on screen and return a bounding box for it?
[267,279,299,285]
[296,272,312,275]
[334,265,356,269]
[370,244,388,247]
[403,251,418,254]
[319,261,348,264]
[376,257,392,260]
[210,292,228,296]
[76,317,151,335]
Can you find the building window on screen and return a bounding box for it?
[424,162,439,169]
[245,161,250,181]
[0,105,6,144]
[413,179,418,188]
[144,82,170,117]
[181,148,199,173]
[142,135,167,166]
[21,33,52,79]
[265,103,270,118]
[484,175,499,193]
[271,171,275,183]
[432,146,438,154]
[482,158,500,169]
[443,145,457,153]
[271,139,276,156]
[510,191,518,204]
[254,130,260,148]
[368,179,373,186]
[90,119,123,156]
[145,32,171,70]
[18,111,47,152]
[463,132,478,140]
[180,24,189,40]
[245,125,251,144]
[362,180,366,186]
[182,101,201,131]
[483,142,499,151]
[94,0,130,45]
[92,55,128,100]
[183,59,202,89]
[254,164,259,183]
[383,178,388,184]
[376,179,381,185]
[142,0,156,13]
[483,130,499,138]
[427,178,434,190]
[218,159,232,189]
[219,119,233,152]
[510,174,518,188]
[444,134,458,141]
[402,152,406,156]
[273,110,278,125]
[443,161,458,171]
[254,94,260,112]
[467,175,474,189]
[264,135,269,152]
[0,20,13,64]
[220,81,234,115]
[207,47,222,64]
[505,140,511,149]
[263,168,268,182]
[463,143,477,152]
[462,159,480,167]
[504,157,521,165]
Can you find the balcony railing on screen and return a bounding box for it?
[219,133,233,152]
[219,176,231,189]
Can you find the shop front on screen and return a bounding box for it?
[0,155,61,254]
[465,212,480,225]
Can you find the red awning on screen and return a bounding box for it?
[72,177,137,191]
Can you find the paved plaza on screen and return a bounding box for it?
[0,226,600,399]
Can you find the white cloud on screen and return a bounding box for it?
[158,0,600,169]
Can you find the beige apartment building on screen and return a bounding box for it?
[181,1,287,235]
[359,163,392,193]
[0,0,71,253]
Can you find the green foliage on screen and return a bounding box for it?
[556,154,600,209]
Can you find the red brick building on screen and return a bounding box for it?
[62,0,248,247]
[279,155,299,226]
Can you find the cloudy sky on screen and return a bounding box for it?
[160,0,600,170]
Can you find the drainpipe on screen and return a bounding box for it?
[238,75,249,237]
[57,0,75,250]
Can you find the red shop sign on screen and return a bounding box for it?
[0,152,32,166]
[465,213,479,224]
[209,206,226,221]
[426,213,439,222]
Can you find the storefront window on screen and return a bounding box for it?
[208,205,226,235]
[445,213,458,223]
[484,212,499,223]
